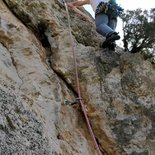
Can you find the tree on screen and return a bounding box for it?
[121,8,155,53]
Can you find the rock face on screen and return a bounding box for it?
[0,0,155,155]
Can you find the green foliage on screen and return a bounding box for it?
[121,8,155,53]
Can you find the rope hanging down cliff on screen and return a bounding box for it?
[62,1,103,155]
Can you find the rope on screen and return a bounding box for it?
[62,1,103,155]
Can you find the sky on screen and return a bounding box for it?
[84,0,154,46]
[117,0,154,10]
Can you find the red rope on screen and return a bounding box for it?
[63,2,103,155]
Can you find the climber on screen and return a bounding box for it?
[66,0,123,51]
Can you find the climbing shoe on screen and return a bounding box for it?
[108,42,116,51]
[102,32,120,48]
[106,32,120,42]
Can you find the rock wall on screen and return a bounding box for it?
[0,0,155,155]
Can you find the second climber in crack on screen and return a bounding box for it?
[66,0,123,51]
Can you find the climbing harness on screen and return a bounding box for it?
[95,2,109,16]
[95,1,124,18]
[62,1,103,155]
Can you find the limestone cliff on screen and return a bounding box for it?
[0,0,155,155]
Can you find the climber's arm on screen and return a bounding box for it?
[72,7,92,22]
[66,0,90,7]
[65,0,92,22]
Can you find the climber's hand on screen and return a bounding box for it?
[66,2,74,8]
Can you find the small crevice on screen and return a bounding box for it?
[5,115,16,130]
[33,22,53,60]
[8,50,24,90]
[52,67,78,98]
[0,41,7,49]
[37,22,51,49]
